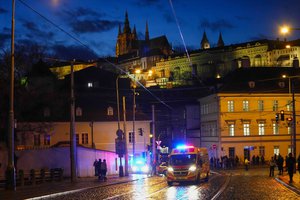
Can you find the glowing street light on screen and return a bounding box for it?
[280,25,300,35]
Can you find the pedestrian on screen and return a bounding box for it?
[277,154,284,175]
[101,159,107,181]
[269,157,276,177]
[261,155,265,165]
[97,159,102,180]
[244,158,249,171]
[286,153,296,183]
[93,159,98,176]
[256,155,259,165]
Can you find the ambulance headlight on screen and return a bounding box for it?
[189,165,197,172]
[167,167,174,172]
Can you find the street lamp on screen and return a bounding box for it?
[280,25,300,35]
[282,75,298,156]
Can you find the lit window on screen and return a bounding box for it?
[243,123,250,136]
[273,123,279,135]
[288,126,291,135]
[273,100,278,111]
[229,124,235,136]
[107,106,113,116]
[227,101,234,112]
[76,107,82,116]
[286,100,292,111]
[258,122,265,135]
[258,100,264,111]
[88,82,93,88]
[243,100,249,111]
[273,146,280,155]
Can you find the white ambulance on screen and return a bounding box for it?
[166,145,210,185]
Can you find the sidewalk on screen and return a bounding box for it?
[0,174,146,200]
[276,171,300,195]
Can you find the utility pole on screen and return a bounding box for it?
[70,60,77,182]
[292,80,296,156]
[6,0,16,190]
[132,85,136,160]
[152,105,156,166]
[123,96,129,176]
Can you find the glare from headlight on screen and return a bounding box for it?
[132,166,138,172]
[189,165,197,171]
[167,167,174,172]
[141,165,149,173]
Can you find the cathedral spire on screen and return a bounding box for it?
[217,32,224,47]
[201,31,210,49]
[145,21,149,41]
[123,11,131,33]
[133,25,137,39]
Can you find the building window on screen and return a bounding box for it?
[81,133,88,144]
[287,100,292,111]
[34,134,40,146]
[107,106,113,116]
[258,100,264,111]
[258,122,265,135]
[129,132,134,143]
[227,100,234,112]
[259,146,265,156]
[88,82,93,88]
[273,123,279,135]
[243,123,250,136]
[288,126,291,134]
[273,100,278,111]
[288,145,292,154]
[76,107,82,117]
[273,146,280,155]
[229,124,235,136]
[44,134,50,145]
[243,100,249,111]
[76,134,79,145]
[229,147,235,158]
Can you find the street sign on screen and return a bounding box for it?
[156,141,161,146]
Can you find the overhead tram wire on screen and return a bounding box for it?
[18,0,173,111]
[168,0,203,85]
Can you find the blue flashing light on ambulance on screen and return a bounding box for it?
[166,145,210,186]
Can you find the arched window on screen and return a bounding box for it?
[107,106,113,116]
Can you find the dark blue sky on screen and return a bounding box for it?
[1,0,300,60]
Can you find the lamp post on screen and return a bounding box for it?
[132,69,140,160]
[6,0,16,190]
[282,75,298,156]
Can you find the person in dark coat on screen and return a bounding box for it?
[286,153,296,183]
[93,159,98,176]
[277,154,284,175]
[97,159,102,180]
[101,159,107,181]
[269,157,276,177]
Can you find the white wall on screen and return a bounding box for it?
[15,146,119,177]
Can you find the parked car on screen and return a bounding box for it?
[157,162,168,175]
[131,159,150,174]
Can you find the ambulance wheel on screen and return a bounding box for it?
[167,181,173,186]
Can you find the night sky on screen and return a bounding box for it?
[1,0,300,60]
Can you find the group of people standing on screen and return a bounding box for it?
[269,153,300,183]
[93,159,107,181]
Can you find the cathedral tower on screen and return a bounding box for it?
[201,31,210,49]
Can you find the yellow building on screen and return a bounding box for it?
[198,67,300,162]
